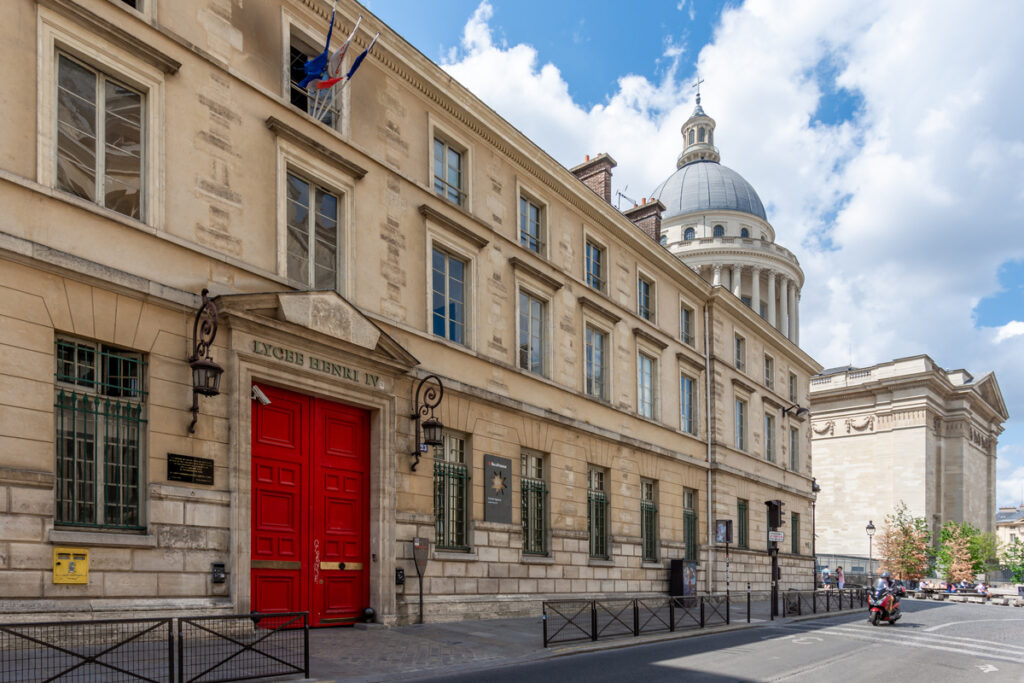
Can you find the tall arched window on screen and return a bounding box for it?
[688,129,694,145]
[684,227,695,241]
[698,127,706,142]
[713,224,724,237]
[740,228,750,238]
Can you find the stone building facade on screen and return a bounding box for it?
[0,0,818,625]
[996,505,1024,548]
[809,356,1007,558]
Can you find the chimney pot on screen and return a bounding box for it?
[585,154,590,161]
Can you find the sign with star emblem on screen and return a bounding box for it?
[484,455,512,524]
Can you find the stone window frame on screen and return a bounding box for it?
[107,0,153,21]
[513,268,557,379]
[423,226,479,352]
[582,228,609,294]
[764,353,774,390]
[280,9,351,136]
[712,224,725,238]
[683,227,695,241]
[734,394,748,452]
[427,114,473,211]
[640,478,659,563]
[789,426,799,471]
[274,139,354,296]
[433,431,472,553]
[679,369,699,436]
[587,464,611,560]
[765,412,776,463]
[636,266,657,323]
[581,315,613,402]
[636,345,659,421]
[520,448,549,557]
[37,7,166,228]
[734,333,746,372]
[789,372,798,403]
[679,296,697,347]
[515,179,549,259]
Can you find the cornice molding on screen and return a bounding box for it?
[633,327,669,350]
[41,0,182,74]
[418,204,489,249]
[266,116,368,180]
[509,256,563,291]
[676,351,705,372]
[577,295,622,324]
[731,377,756,394]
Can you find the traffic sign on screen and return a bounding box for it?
[768,530,784,542]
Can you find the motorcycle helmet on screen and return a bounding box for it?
[881,571,891,579]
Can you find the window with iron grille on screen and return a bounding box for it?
[789,427,799,471]
[764,355,774,390]
[791,512,800,554]
[433,433,469,551]
[433,137,465,205]
[585,240,604,291]
[521,451,547,555]
[55,338,146,530]
[585,325,607,400]
[588,467,609,559]
[765,414,775,462]
[286,171,339,289]
[737,499,749,549]
[680,373,697,435]
[641,480,657,562]
[637,276,654,321]
[681,305,695,346]
[519,196,544,253]
[683,488,698,560]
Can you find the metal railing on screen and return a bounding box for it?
[0,613,308,683]
[542,587,869,647]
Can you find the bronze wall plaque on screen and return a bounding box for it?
[167,453,215,486]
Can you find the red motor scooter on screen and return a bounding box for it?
[867,583,905,625]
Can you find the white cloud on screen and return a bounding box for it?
[440,0,1024,502]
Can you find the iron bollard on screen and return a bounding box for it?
[591,601,598,641]
[670,597,676,632]
[700,596,705,627]
[747,583,751,623]
[633,599,639,637]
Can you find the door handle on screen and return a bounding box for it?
[320,561,363,571]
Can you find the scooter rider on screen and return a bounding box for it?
[875,570,893,595]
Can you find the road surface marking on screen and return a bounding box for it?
[977,664,998,673]
[791,636,823,644]
[924,618,1024,633]
[782,621,1024,654]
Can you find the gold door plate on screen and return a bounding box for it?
[251,560,301,570]
[319,561,363,571]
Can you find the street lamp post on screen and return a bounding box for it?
[866,520,876,587]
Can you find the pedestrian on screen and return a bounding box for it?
[836,566,845,590]
[822,565,831,590]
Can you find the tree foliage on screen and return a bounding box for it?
[940,522,976,583]
[876,501,931,580]
[1003,538,1024,584]
[936,521,1002,578]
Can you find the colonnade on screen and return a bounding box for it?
[708,264,799,343]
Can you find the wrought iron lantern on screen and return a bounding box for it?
[410,375,444,471]
[188,289,223,434]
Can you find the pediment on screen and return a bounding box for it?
[215,290,418,369]
[971,372,1009,420]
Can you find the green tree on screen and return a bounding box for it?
[940,523,976,583]
[1003,538,1024,583]
[877,501,932,580]
[936,522,1000,578]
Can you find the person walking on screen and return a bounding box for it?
[836,566,845,590]
[822,565,831,590]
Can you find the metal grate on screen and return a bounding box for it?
[0,617,172,683]
[178,613,308,683]
[434,461,470,551]
[588,491,609,559]
[641,501,658,562]
[521,477,547,555]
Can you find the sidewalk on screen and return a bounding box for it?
[297,602,859,682]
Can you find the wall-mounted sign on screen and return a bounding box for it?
[715,519,733,544]
[250,339,385,390]
[768,530,785,543]
[167,453,215,486]
[483,455,511,524]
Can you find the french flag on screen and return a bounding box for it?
[317,30,379,91]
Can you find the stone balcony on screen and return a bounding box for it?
[670,236,801,269]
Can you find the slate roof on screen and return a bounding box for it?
[651,160,767,222]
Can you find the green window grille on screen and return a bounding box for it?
[683,509,697,560]
[588,490,609,559]
[55,339,146,530]
[738,499,749,549]
[641,501,658,562]
[434,460,470,551]
[521,477,547,555]
[791,513,800,555]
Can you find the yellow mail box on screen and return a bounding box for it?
[53,547,89,584]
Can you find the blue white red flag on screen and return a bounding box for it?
[297,2,337,89]
[315,16,362,90]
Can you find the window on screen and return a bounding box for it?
[737,499,749,549]
[519,196,544,253]
[789,373,798,403]
[789,427,799,471]
[433,137,464,205]
[734,335,746,371]
[681,306,695,346]
[56,54,143,219]
[759,301,768,319]
[684,227,695,241]
[431,247,467,345]
[659,234,667,246]
[585,240,605,291]
[521,451,547,555]
[637,352,656,419]
[735,398,747,450]
[641,480,658,562]
[688,129,694,145]
[791,512,800,555]
[683,488,698,560]
[698,127,706,142]
[765,414,775,462]
[764,355,774,390]
[585,325,608,400]
[286,172,339,289]
[638,276,654,321]
[588,467,609,559]
[740,227,750,238]
[289,35,338,126]
[518,291,546,375]
[680,373,697,435]
[713,225,725,237]
[434,433,469,551]
[55,338,146,530]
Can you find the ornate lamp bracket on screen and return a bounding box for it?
[410,375,445,472]
[187,289,223,434]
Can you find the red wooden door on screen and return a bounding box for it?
[251,384,370,626]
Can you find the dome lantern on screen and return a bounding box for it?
[678,93,720,168]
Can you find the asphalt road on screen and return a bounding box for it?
[417,600,1024,683]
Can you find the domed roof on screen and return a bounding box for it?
[651,160,767,222]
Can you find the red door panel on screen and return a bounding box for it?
[251,384,369,627]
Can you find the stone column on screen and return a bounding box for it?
[788,283,797,340]
[793,290,800,345]
[712,264,722,286]
[751,267,761,316]
[780,278,790,340]
[767,270,777,330]
[731,265,742,298]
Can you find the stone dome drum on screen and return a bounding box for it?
[651,160,766,222]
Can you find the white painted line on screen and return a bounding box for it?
[977,664,999,673]
[776,625,1024,663]
[780,621,1024,654]
[924,618,1024,632]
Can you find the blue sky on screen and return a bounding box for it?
[366,0,1024,508]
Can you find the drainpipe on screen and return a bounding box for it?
[704,303,714,594]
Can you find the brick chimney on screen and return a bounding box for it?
[623,197,666,244]
[570,153,617,203]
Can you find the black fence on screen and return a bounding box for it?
[542,588,869,647]
[0,613,308,683]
